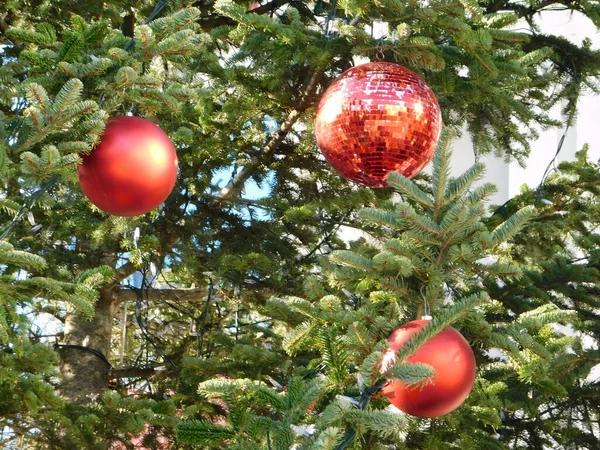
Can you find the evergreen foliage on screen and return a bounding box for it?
[0,0,598,448]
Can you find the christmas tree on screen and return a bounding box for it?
[0,0,599,448]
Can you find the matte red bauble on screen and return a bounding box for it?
[381,320,476,418]
[314,62,442,187]
[78,116,178,216]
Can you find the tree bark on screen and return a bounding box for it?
[58,289,117,404]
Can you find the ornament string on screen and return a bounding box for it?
[376,36,386,61]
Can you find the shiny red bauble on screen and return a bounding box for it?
[381,320,476,418]
[78,116,178,216]
[314,62,442,187]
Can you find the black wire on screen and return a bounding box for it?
[534,121,571,206]
[132,273,177,369]
[266,430,272,450]
[300,209,353,262]
[301,363,326,380]
[342,288,361,310]
[7,97,27,144]
[54,343,112,368]
[492,106,576,217]
[124,0,171,51]
[324,0,338,35]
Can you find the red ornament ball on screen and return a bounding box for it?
[78,116,178,216]
[381,320,476,418]
[314,62,442,187]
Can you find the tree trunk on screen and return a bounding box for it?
[58,289,117,404]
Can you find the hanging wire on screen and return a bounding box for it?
[491,100,578,217]
[342,288,361,310]
[7,96,27,143]
[375,35,386,61]
[534,105,576,206]
[299,209,353,261]
[133,269,177,369]
[324,0,338,36]
[417,285,433,320]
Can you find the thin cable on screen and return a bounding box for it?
[535,101,577,206]
[534,123,570,206]
[324,0,338,36]
[423,298,431,318]
[300,209,353,261]
[7,96,27,143]
[133,273,177,369]
[124,0,171,51]
[492,105,576,217]
[54,343,112,368]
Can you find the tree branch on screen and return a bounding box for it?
[215,68,325,202]
[101,261,139,295]
[109,366,160,379]
[197,0,297,31]
[116,287,210,304]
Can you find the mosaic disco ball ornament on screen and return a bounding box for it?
[314,62,442,187]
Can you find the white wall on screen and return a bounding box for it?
[451,9,600,205]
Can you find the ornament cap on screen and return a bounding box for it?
[421,315,433,321]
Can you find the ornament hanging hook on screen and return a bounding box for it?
[419,285,432,321]
[376,36,386,61]
[422,298,432,321]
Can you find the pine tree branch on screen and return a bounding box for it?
[196,0,297,31]
[215,68,325,202]
[334,379,387,450]
[116,287,209,304]
[432,129,453,220]
[115,285,273,304]
[246,0,295,15]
